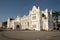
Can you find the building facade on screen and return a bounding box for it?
[7,6,54,31]
[0,22,2,29]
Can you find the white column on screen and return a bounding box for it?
[44,9,49,30]
[49,10,53,30]
[7,18,10,28]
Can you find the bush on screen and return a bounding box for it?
[25,29,30,31]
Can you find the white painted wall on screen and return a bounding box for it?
[7,6,54,31]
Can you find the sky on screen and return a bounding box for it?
[0,0,60,22]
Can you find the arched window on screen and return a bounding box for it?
[32,25,36,28]
[32,16,36,20]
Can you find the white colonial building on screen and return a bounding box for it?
[7,6,54,31]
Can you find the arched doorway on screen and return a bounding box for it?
[16,25,20,30]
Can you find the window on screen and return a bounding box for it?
[42,14,45,17]
[33,25,36,28]
[27,22,29,26]
[32,16,36,20]
[42,14,47,19]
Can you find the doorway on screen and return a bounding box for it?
[16,25,20,30]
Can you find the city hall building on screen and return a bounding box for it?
[7,6,54,31]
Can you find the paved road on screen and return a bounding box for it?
[0,31,20,40]
[0,31,60,40]
[3,31,60,40]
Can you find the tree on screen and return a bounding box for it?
[2,21,7,29]
[52,11,60,30]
